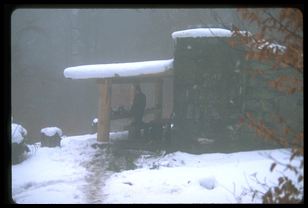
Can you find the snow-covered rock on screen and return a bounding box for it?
[12,123,27,144]
[11,123,29,164]
[41,127,62,137]
[40,127,62,147]
[199,176,217,190]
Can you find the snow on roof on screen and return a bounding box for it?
[172,28,286,54]
[172,28,252,39]
[64,59,173,80]
[12,123,27,144]
[172,28,233,39]
[41,127,63,137]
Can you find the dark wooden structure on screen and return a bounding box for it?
[172,33,302,149]
[173,36,247,141]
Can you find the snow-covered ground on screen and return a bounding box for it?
[12,132,303,204]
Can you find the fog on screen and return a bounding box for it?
[12,8,250,140]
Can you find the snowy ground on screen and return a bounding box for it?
[11,132,303,204]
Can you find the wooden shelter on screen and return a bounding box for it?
[64,28,301,150]
[172,29,247,141]
[64,60,173,142]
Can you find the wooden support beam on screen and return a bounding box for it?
[154,79,163,120]
[95,72,173,85]
[97,79,112,142]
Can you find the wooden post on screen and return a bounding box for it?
[97,79,112,142]
[154,79,163,120]
[129,84,135,106]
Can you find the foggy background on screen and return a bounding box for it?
[11,8,251,140]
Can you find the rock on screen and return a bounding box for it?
[11,123,29,164]
[12,142,29,165]
[40,127,62,147]
[199,177,217,190]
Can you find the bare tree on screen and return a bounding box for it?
[229,8,303,203]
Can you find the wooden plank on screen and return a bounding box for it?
[154,79,163,120]
[97,79,112,142]
[110,107,161,120]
